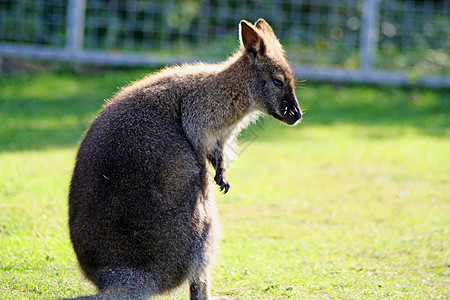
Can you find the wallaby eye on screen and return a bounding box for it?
[272,79,284,89]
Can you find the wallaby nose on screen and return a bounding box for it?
[291,93,302,120]
[281,93,302,125]
[294,106,302,120]
[284,105,302,125]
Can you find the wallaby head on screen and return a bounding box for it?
[239,19,302,125]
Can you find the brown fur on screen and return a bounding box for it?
[67,19,301,300]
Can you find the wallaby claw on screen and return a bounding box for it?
[214,173,230,194]
[220,182,230,194]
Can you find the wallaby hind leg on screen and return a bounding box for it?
[189,270,230,300]
[189,266,211,300]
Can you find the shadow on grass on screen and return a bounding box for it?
[0,97,103,151]
[0,73,448,152]
[0,71,121,152]
[0,69,154,152]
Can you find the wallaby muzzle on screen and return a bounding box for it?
[279,92,302,125]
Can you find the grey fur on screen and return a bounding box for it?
[67,19,301,300]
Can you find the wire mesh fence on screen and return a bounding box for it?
[0,0,449,86]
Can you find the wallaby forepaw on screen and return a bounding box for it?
[221,182,230,194]
[214,173,230,194]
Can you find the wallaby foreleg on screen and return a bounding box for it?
[207,146,230,193]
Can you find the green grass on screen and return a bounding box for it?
[0,69,448,299]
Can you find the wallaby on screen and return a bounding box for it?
[68,19,302,300]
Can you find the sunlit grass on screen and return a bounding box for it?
[0,70,448,299]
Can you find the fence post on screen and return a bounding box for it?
[360,0,379,73]
[67,0,86,56]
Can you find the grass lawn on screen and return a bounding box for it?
[0,69,448,299]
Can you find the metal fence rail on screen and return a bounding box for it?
[0,0,449,87]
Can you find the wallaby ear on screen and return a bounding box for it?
[239,20,265,60]
[255,18,277,39]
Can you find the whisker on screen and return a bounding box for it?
[295,79,308,86]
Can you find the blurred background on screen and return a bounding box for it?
[0,0,449,86]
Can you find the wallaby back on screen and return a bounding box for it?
[68,19,301,300]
